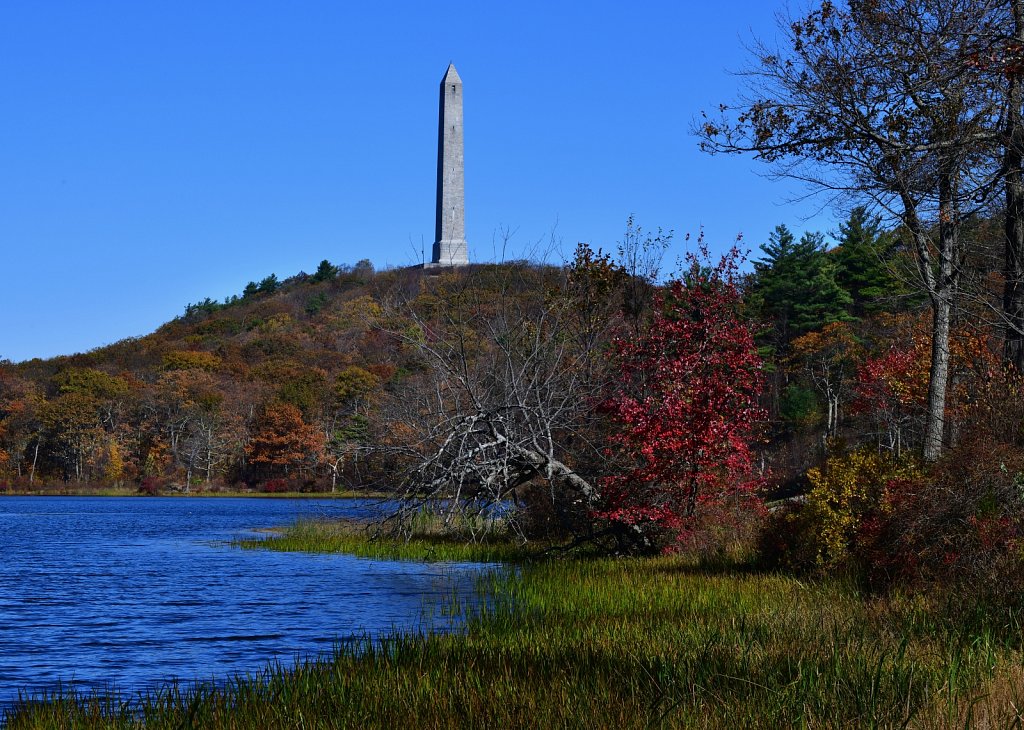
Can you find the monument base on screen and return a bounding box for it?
[412,261,469,271]
[430,238,469,267]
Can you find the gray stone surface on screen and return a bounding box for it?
[431,63,469,266]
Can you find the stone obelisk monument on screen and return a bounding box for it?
[431,63,469,266]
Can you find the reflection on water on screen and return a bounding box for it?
[0,496,494,705]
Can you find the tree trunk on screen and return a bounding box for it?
[922,165,959,463]
[904,151,959,465]
[924,293,952,462]
[1005,0,1024,370]
[514,445,598,504]
[29,440,39,485]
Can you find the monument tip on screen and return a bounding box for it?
[441,63,462,85]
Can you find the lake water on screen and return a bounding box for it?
[0,496,495,708]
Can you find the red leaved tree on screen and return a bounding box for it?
[852,314,1001,458]
[852,347,925,460]
[597,243,765,553]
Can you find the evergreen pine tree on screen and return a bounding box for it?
[257,274,280,294]
[311,259,339,283]
[796,231,854,333]
[833,207,901,317]
[751,225,853,350]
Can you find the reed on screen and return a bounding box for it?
[235,517,534,563]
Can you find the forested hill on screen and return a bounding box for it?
[32,258,389,378]
[0,208,1010,504]
[0,257,531,492]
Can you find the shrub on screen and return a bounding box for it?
[516,483,592,541]
[779,384,820,428]
[261,478,290,494]
[138,477,163,496]
[857,440,1024,607]
[305,292,328,315]
[676,492,766,560]
[764,437,1024,616]
[161,350,223,372]
[597,245,765,554]
[803,446,920,569]
[759,445,918,573]
[758,501,820,573]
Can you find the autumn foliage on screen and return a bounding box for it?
[5,215,1024,597]
[246,402,325,482]
[597,246,765,552]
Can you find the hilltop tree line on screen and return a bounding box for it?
[0,258,390,493]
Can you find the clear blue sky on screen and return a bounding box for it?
[0,1,838,363]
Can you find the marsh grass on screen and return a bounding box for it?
[920,656,1024,728]
[235,517,535,563]
[7,531,1022,728]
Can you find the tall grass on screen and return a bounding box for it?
[6,548,1018,728]
[236,517,534,563]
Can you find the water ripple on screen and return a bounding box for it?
[0,496,493,707]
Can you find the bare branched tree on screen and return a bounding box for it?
[374,258,624,541]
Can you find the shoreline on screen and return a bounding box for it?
[6,537,1016,727]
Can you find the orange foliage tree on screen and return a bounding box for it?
[246,402,325,482]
